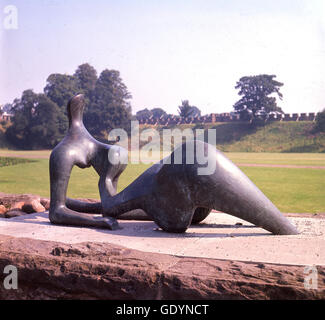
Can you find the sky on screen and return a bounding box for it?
[0,0,324,115]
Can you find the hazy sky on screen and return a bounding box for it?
[1,0,324,115]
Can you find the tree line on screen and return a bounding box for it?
[3,67,323,150]
[4,62,206,150]
[136,100,201,120]
[137,74,286,122]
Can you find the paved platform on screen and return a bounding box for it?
[0,211,324,266]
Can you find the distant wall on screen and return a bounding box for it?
[0,111,319,125]
[137,112,320,126]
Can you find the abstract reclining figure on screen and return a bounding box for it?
[49,94,299,235]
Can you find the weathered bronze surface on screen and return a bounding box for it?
[49,94,298,235]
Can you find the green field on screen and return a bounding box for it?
[1,149,325,166]
[0,151,324,213]
[225,152,325,166]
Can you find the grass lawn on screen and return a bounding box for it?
[240,167,325,213]
[0,153,324,213]
[225,152,325,166]
[1,149,325,166]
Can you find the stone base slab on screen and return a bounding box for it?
[0,235,324,300]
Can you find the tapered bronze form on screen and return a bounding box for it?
[49,94,299,235]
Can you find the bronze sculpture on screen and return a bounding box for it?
[49,94,299,235]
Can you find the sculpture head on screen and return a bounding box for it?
[67,94,85,127]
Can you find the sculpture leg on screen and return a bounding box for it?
[191,207,212,224]
[192,148,299,235]
[65,198,102,214]
[49,150,119,230]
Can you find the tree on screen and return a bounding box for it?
[314,109,325,133]
[45,64,98,110]
[6,90,62,149]
[136,107,167,120]
[188,106,201,117]
[233,74,284,120]
[44,73,79,109]
[85,69,132,139]
[151,108,167,118]
[6,90,38,148]
[178,100,201,118]
[44,73,80,135]
[136,108,152,120]
[28,95,61,148]
[74,63,97,104]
